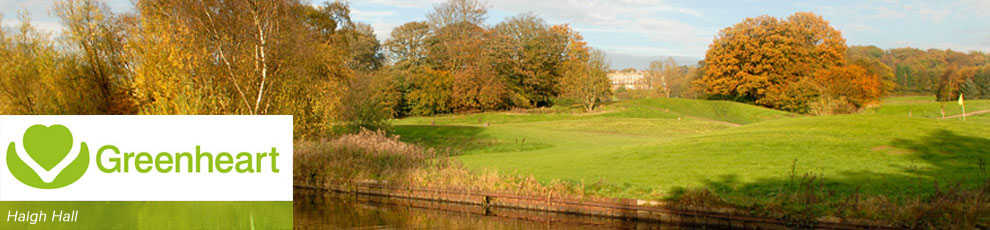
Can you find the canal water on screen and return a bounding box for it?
[294,189,700,229]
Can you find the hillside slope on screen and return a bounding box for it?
[394,97,990,201]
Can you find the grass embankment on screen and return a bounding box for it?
[385,96,990,227]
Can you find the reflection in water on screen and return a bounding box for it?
[294,189,693,229]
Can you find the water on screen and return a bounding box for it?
[294,189,695,229]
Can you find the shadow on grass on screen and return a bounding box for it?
[678,129,990,227]
[392,125,490,153]
[391,125,551,155]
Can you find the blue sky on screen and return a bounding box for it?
[3,0,989,69]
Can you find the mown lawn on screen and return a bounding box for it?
[864,95,990,119]
[392,97,990,202]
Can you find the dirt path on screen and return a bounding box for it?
[942,109,990,119]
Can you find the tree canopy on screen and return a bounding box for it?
[697,12,891,114]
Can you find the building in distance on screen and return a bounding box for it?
[608,69,649,90]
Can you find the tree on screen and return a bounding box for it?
[493,14,567,108]
[151,0,324,116]
[431,22,506,112]
[383,21,432,117]
[385,21,431,66]
[879,48,989,99]
[959,66,990,99]
[847,45,895,93]
[127,0,219,115]
[289,0,364,136]
[126,0,353,137]
[809,64,886,114]
[0,13,76,114]
[697,12,848,112]
[55,0,137,114]
[407,66,452,115]
[426,0,488,29]
[339,71,395,132]
[379,0,503,116]
[343,23,384,72]
[423,0,507,113]
[558,26,611,112]
[647,57,680,97]
[676,65,703,98]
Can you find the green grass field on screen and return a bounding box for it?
[393,97,990,202]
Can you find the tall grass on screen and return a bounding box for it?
[295,129,439,186]
[294,129,621,200]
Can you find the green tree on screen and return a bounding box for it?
[383,21,433,117]
[492,14,567,108]
[959,66,990,99]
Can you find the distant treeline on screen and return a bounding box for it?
[875,47,990,100]
[3,0,986,135]
[631,45,990,112]
[0,0,611,137]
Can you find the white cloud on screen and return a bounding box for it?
[959,0,990,16]
[354,0,712,57]
[1,17,62,35]
[847,0,969,24]
[482,0,710,57]
[605,45,698,58]
[351,10,396,19]
[358,0,441,9]
[350,9,400,42]
[838,23,878,33]
[916,2,950,23]
[932,42,989,53]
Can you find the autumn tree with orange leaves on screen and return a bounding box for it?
[555,24,611,112]
[697,12,890,114]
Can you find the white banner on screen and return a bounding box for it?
[0,115,293,201]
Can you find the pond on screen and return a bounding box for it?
[293,189,700,229]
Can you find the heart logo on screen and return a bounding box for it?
[7,124,89,189]
[22,124,74,171]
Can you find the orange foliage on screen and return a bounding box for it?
[551,24,589,63]
[815,64,885,108]
[432,22,508,113]
[698,12,854,113]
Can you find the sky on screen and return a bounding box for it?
[3,0,990,69]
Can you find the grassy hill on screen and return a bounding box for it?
[864,95,990,119]
[392,97,990,203]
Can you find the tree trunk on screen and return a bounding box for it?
[251,2,269,115]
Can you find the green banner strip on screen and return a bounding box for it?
[0,201,291,229]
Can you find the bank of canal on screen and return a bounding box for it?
[294,189,693,229]
[294,182,898,229]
